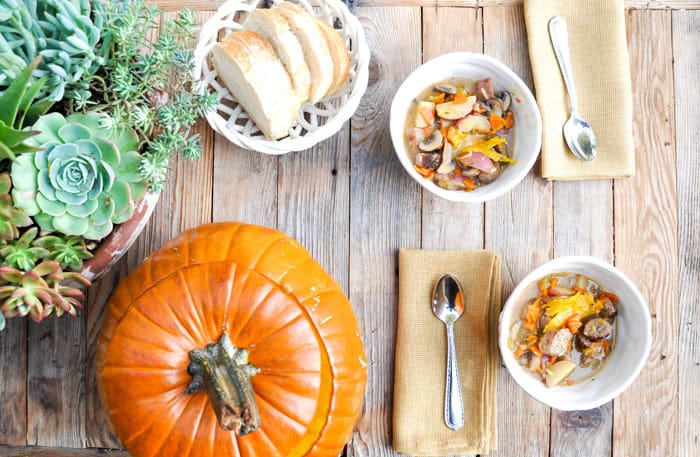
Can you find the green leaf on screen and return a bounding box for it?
[23,100,55,128]
[117,150,143,182]
[0,123,38,148]
[16,77,47,129]
[52,213,88,236]
[10,154,39,192]
[66,198,97,217]
[83,220,113,241]
[36,193,67,217]
[109,179,131,217]
[11,189,40,217]
[0,56,41,127]
[0,141,16,161]
[0,312,5,332]
[91,193,114,226]
[58,124,92,143]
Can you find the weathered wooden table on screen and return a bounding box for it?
[1,0,697,455]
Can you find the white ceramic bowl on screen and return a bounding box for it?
[390,52,542,202]
[498,256,652,411]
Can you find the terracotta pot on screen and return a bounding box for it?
[80,192,160,281]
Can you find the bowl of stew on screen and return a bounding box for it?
[498,256,652,411]
[390,52,542,203]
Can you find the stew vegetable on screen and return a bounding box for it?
[508,272,619,387]
[404,77,517,190]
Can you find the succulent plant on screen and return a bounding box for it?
[0,227,48,271]
[0,173,32,240]
[11,112,146,240]
[0,0,107,105]
[33,234,93,272]
[0,260,90,323]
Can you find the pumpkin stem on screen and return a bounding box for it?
[186,333,261,435]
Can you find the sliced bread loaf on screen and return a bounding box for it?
[211,31,300,139]
[313,17,350,96]
[244,8,311,102]
[274,2,333,103]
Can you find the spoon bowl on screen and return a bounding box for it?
[432,274,465,430]
[563,115,597,162]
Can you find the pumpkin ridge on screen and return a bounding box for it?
[220,263,238,334]
[128,303,197,351]
[150,288,201,347]
[174,390,209,457]
[248,232,289,271]
[177,269,210,342]
[120,388,194,454]
[228,278,278,343]
[252,379,310,429]
[222,266,252,339]
[248,313,305,351]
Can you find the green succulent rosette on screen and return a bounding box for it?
[11,112,146,241]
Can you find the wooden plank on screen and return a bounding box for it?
[481,6,552,457]
[421,7,484,251]
[357,0,700,9]
[211,136,278,225]
[550,181,613,455]
[613,9,678,457]
[277,128,350,290]
[673,9,700,457]
[0,319,27,446]
[346,6,422,457]
[26,316,85,447]
[0,446,130,457]
[84,9,216,447]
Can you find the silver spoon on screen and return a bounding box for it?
[432,274,465,430]
[548,16,598,162]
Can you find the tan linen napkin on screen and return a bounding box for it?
[393,249,501,456]
[524,0,635,180]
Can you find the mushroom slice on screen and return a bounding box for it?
[418,129,443,151]
[434,84,457,95]
[436,96,476,120]
[456,114,491,133]
[485,98,504,117]
[498,91,512,112]
[436,140,456,174]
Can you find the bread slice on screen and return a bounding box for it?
[211,31,300,139]
[244,9,311,102]
[274,2,333,103]
[313,17,350,96]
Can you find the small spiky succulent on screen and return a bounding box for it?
[11,112,146,240]
[0,173,32,241]
[0,261,90,325]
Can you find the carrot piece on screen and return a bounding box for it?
[414,165,435,178]
[531,345,543,357]
[463,177,477,191]
[488,113,507,131]
[566,379,575,386]
[566,313,582,334]
[602,340,610,355]
[453,92,468,104]
[524,298,542,331]
[515,96,522,103]
[514,345,527,359]
[504,111,514,129]
[601,292,619,302]
[547,277,559,296]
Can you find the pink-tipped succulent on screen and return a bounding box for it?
[0,261,91,325]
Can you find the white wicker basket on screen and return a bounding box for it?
[193,0,370,155]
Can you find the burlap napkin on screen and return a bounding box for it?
[393,249,501,456]
[524,0,635,180]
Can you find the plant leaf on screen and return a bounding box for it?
[23,100,55,128]
[0,56,41,127]
[16,77,48,129]
[0,141,15,161]
[0,312,5,332]
[0,124,40,148]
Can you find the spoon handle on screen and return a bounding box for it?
[549,16,579,113]
[444,323,464,430]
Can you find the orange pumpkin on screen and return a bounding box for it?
[96,223,367,457]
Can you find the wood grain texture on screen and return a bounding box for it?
[277,127,350,291]
[26,317,85,447]
[673,9,700,457]
[421,7,485,251]
[357,0,700,8]
[0,319,27,446]
[550,180,613,457]
[613,9,678,457]
[481,6,552,456]
[346,6,422,457]
[211,136,278,225]
[0,447,129,457]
